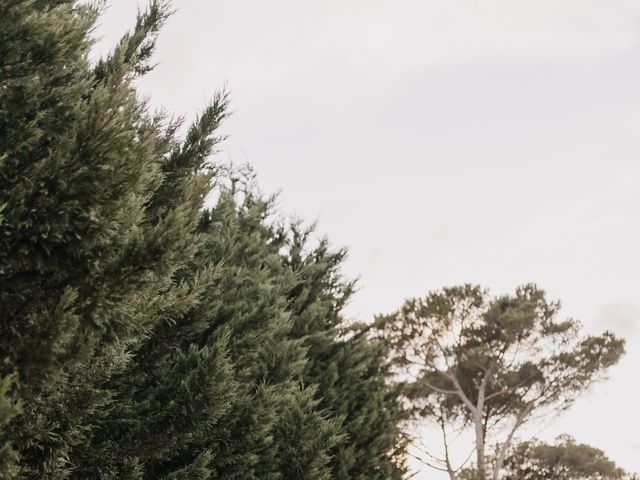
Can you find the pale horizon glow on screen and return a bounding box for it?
[95,2,640,477]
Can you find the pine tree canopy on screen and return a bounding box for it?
[376,284,624,480]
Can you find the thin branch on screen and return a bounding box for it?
[484,377,532,402]
[492,402,534,479]
[408,452,451,473]
[439,413,458,480]
[422,378,459,396]
[453,447,477,474]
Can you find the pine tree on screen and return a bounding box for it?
[376,284,624,480]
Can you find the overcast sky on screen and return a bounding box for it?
[95,1,640,477]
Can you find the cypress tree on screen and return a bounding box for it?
[0,2,408,479]
[283,228,408,479]
[0,1,232,477]
[193,188,339,480]
[71,176,341,479]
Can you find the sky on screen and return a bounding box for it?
[94,1,640,477]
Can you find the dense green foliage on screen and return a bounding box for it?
[281,223,407,480]
[0,1,407,478]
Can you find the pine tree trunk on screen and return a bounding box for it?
[475,415,486,480]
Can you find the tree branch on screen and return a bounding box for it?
[444,370,477,414]
[492,402,534,480]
